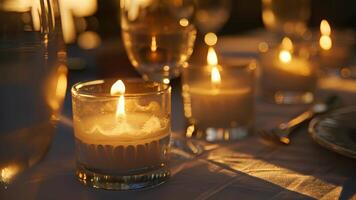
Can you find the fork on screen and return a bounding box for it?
[258,95,341,145]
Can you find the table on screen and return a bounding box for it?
[1,35,356,200]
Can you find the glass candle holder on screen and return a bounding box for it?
[316,30,355,77]
[71,79,171,190]
[182,58,256,142]
[259,40,318,104]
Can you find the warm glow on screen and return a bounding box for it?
[46,64,68,112]
[211,66,221,85]
[163,78,170,84]
[320,19,331,36]
[207,47,218,66]
[1,0,31,12]
[58,0,98,44]
[77,31,101,49]
[110,80,126,118]
[281,37,293,52]
[319,20,332,50]
[262,10,275,28]
[1,165,20,183]
[124,0,153,21]
[279,50,292,63]
[279,37,293,63]
[70,0,97,17]
[204,32,218,46]
[179,18,189,27]
[319,35,332,50]
[207,47,221,85]
[150,36,157,52]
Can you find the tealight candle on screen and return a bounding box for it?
[71,79,171,190]
[260,37,317,104]
[182,47,255,142]
[317,19,352,72]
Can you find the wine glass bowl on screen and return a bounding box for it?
[120,0,197,82]
[193,0,231,34]
[262,0,311,38]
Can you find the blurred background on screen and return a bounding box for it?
[80,0,356,39]
[56,0,356,78]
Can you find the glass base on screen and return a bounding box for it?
[140,67,181,83]
[263,90,314,104]
[76,165,170,190]
[185,124,251,142]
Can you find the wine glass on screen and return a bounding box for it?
[262,0,311,39]
[120,0,197,83]
[194,0,231,34]
[0,0,66,187]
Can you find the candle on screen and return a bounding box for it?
[72,79,171,190]
[318,19,351,70]
[182,47,255,142]
[260,37,317,104]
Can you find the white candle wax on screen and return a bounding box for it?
[260,49,316,92]
[74,113,170,172]
[186,81,253,129]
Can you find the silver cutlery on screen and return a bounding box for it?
[258,95,342,145]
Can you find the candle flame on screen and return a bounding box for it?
[207,47,221,85]
[320,35,332,50]
[150,36,157,52]
[279,37,293,64]
[207,47,218,66]
[110,80,126,118]
[320,19,332,50]
[320,19,331,36]
[279,50,292,63]
[211,66,221,84]
[281,37,293,52]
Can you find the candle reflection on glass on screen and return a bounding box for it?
[182,47,255,142]
[260,37,317,104]
[72,79,171,190]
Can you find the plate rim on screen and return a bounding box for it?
[308,106,356,160]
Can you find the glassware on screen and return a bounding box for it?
[72,79,171,190]
[259,38,317,104]
[56,0,101,70]
[120,0,197,82]
[194,0,231,34]
[262,0,311,39]
[182,58,256,142]
[0,0,66,186]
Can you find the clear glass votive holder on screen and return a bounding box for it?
[259,43,318,104]
[182,58,256,142]
[71,79,171,190]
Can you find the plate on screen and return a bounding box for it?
[309,106,356,159]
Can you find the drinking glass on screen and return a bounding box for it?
[0,0,66,186]
[120,0,197,82]
[262,0,311,38]
[194,0,231,34]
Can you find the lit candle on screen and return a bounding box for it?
[182,47,255,141]
[260,37,317,104]
[318,19,350,69]
[72,79,171,190]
